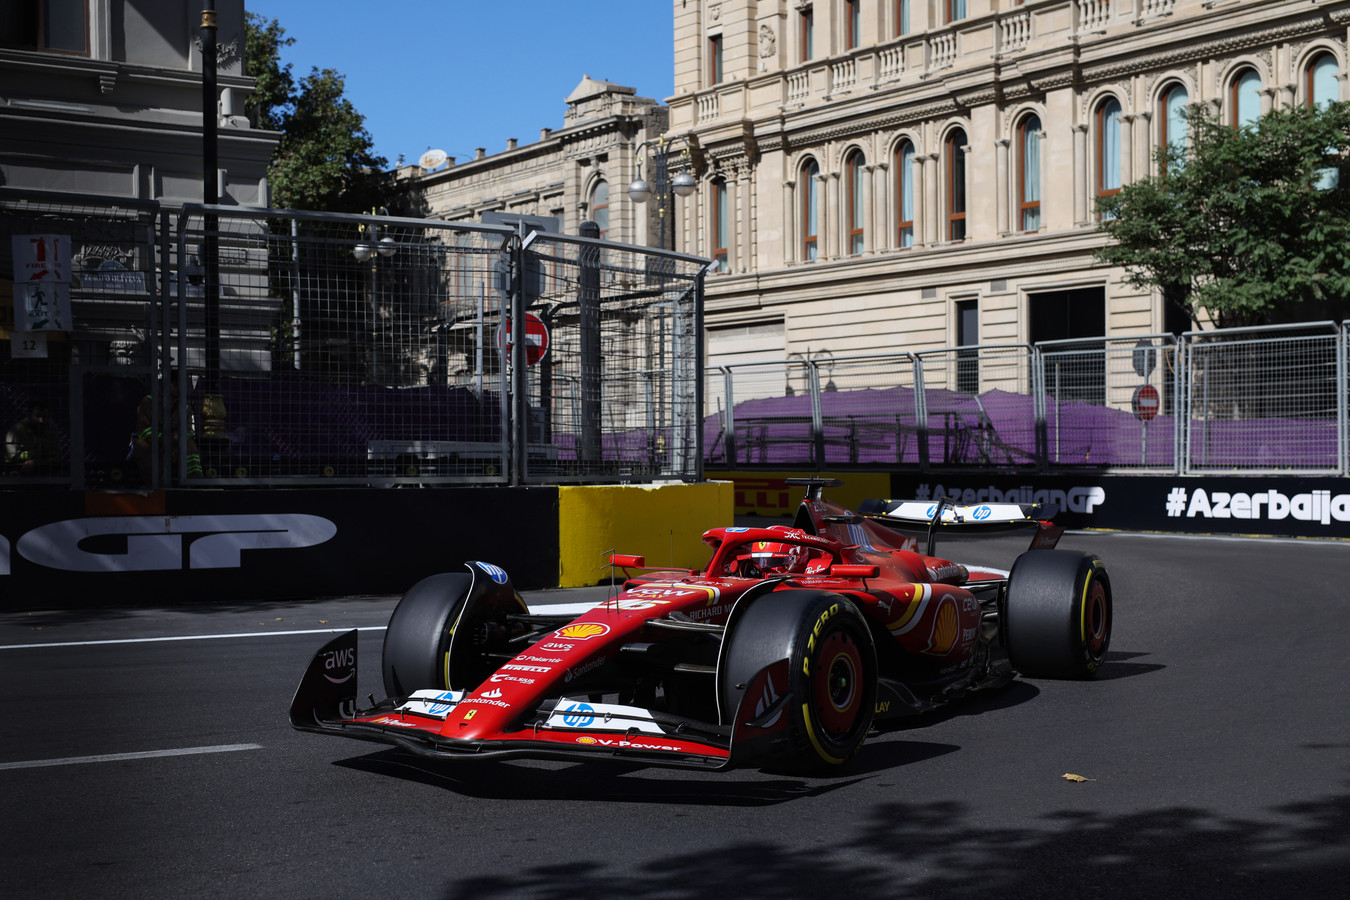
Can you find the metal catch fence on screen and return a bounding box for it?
[706,322,1350,476]
[2,194,710,489]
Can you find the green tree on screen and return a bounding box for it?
[1096,102,1350,329]
[243,14,389,212]
[243,11,293,132]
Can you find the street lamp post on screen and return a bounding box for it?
[353,210,397,384]
[627,134,698,251]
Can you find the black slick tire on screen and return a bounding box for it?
[1004,550,1112,679]
[721,590,877,772]
[381,572,471,698]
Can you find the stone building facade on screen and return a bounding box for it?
[0,0,276,207]
[394,75,670,246]
[667,0,1349,369]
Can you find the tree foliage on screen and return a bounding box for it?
[1096,102,1350,329]
[243,13,389,213]
[242,12,293,132]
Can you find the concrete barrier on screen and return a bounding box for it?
[557,481,735,587]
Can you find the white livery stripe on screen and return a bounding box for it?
[0,626,388,652]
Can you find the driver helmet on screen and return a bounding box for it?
[734,531,805,576]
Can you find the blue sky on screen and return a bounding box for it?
[247,1,676,168]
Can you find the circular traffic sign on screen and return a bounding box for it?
[497,312,550,365]
[1132,384,1160,421]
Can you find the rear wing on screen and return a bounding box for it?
[857,498,1063,555]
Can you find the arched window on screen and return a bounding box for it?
[1307,53,1339,108]
[945,129,967,242]
[1230,68,1262,127]
[1018,115,1041,233]
[1159,84,1188,159]
[590,179,610,241]
[846,150,866,255]
[896,140,915,249]
[712,179,729,273]
[802,159,820,261]
[1096,98,1122,218]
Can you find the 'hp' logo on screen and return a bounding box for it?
[562,702,596,727]
[472,561,510,584]
[972,506,992,520]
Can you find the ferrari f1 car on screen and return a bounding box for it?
[291,479,1112,771]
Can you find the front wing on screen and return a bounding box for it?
[289,631,797,770]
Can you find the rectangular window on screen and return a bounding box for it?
[1020,120,1042,232]
[956,299,979,395]
[1096,100,1122,220]
[713,181,729,274]
[897,0,911,36]
[800,6,814,62]
[708,35,724,85]
[898,144,915,249]
[0,0,88,54]
[948,0,967,24]
[846,0,861,51]
[947,134,967,243]
[803,167,819,261]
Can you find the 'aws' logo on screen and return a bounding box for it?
[0,514,337,574]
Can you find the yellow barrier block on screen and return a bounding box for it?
[718,471,892,518]
[557,481,734,587]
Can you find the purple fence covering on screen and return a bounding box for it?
[212,376,501,473]
[704,383,1338,470]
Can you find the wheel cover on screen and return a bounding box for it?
[814,630,862,735]
[1083,579,1109,662]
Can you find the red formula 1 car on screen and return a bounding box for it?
[291,479,1112,771]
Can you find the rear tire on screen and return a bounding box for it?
[721,591,877,772]
[1004,551,1111,679]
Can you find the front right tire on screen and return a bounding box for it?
[721,590,877,772]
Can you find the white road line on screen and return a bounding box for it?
[0,743,264,771]
[0,625,388,651]
[0,601,606,651]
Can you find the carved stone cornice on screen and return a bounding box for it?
[1080,14,1330,83]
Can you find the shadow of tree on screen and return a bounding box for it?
[436,787,1350,899]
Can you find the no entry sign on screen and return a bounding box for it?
[497,312,550,365]
[1132,384,1161,421]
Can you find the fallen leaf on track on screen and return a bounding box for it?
[1062,773,1095,782]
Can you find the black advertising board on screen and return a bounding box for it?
[0,487,559,609]
[887,473,1350,539]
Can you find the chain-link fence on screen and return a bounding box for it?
[1039,334,1180,472]
[2,193,709,489]
[515,230,706,482]
[1183,322,1344,475]
[915,345,1042,470]
[705,323,1350,476]
[6,190,1350,483]
[1,189,160,487]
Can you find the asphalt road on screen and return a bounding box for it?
[2,531,1348,899]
